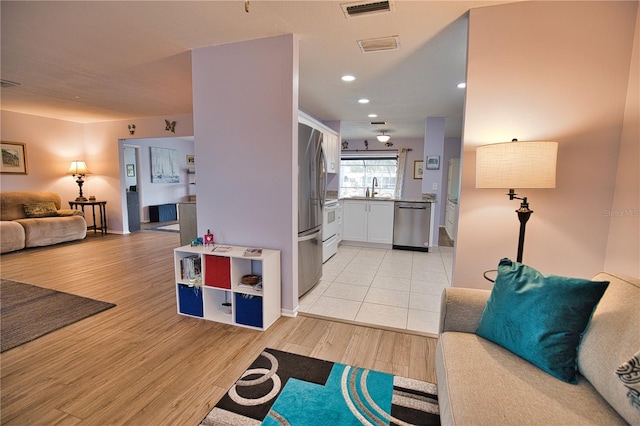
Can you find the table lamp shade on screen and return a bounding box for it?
[476,141,558,189]
[67,161,91,175]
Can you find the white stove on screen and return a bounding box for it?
[322,199,339,262]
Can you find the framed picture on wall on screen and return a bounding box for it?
[150,146,179,183]
[126,163,135,177]
[1,141,28,174]
[426,155,440,170]
[414,161,424,179]
[186,154,195,165]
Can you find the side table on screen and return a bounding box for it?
[69,200,107,235]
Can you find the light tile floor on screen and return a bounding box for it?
[298,244,453,336]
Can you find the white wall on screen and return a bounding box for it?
[119,137,195,223]
[604,6,640,278]
[455,1,638,288]
[191,35,299,314]
[0,111,84,203]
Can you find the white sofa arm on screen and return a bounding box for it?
[439,287,490,334]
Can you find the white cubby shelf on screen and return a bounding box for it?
[174,244,281,331]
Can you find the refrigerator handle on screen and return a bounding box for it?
[298,230,321,242]
[318,142,327,208]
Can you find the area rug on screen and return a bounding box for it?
[201,348,440,425]
[0,279,115,352]
[148,223,180,233]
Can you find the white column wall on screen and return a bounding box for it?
[191,35,299,313]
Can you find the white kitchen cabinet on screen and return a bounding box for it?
[299,111,340,174]
[342,199,394,244]
[445,199,457,240]
[323,131,340,174]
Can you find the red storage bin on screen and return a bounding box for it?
[204,256,231,289]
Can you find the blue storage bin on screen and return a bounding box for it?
[178,284,203,317]
[235,293,263,328]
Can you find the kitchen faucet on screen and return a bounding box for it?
[370,177,378,197]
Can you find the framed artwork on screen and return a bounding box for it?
[1,141,28,174]
[150,147,179,183]
[126,163,135,177]
[413,161,424,179]
[426,155,440,170]
[186,154,195,165]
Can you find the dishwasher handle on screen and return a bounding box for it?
[397,205,427,210]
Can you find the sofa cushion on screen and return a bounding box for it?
[1,191,62,221]
[578,272,640,425]
[0,221,26,253]
[16,216,86,248]
[436,332,627,425]
[476,258,609,384]
[22,201,58,218]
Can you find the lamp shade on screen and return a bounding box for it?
[476,141,558,189]
[377,132,390,143]
[67,161,91,175]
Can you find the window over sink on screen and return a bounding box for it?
[339,154,397,198]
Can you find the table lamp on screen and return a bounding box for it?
[476,140,558,262]
[67,161,91,202]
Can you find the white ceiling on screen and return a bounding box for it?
[0,1,513,140]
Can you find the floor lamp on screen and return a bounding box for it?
[476,140,558,263]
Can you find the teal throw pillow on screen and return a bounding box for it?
[476,258,609,384]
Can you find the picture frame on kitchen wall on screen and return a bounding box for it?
[414,161,424,179]
[1,141,28,174]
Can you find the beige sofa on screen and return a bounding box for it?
[1,191,87,253]
[436,272,639,425]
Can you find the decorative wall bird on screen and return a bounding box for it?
[342,140,348,150]
[165,119,176,133]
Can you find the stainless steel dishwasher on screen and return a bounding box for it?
[393,201,431,251]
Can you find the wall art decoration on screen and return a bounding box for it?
[150,147,179,183]
[413,160,424,179]
[165,119,176,133]
[186,155,195,165]
[126,163,135,177]
[1,141,28,174]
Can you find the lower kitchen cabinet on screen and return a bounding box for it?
[342,199,394,244]
[174,244,281,331]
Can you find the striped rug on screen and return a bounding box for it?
[201,348,439,425]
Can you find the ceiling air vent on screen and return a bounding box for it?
[370,121,387,125]
[341,1,394,19]
[358,35,400,53]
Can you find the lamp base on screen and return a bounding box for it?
[75,196,88,202]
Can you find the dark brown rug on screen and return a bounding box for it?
[0,279,115,352]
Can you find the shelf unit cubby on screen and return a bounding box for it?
[174,244,281,330]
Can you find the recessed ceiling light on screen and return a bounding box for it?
[358,98,370,104]
[457,82,466,89]
[341,75,356,82]
[368,114,378,118]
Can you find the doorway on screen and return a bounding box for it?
[122,144,141,233]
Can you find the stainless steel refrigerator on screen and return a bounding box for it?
[298,122,325,297]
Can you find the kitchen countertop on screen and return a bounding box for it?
[340,196,434,203]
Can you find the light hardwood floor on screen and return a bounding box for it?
[0,230,438,425]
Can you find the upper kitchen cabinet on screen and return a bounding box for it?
[298,111,340,174]
[323,131,339,174]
